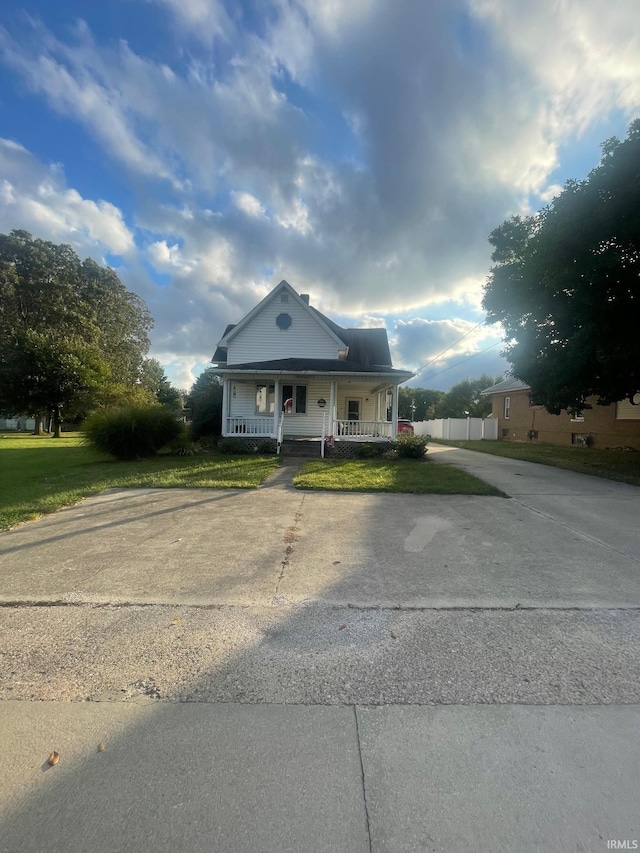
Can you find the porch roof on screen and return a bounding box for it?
[213,357,413,380]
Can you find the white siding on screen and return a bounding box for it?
[227,294,340,365]
[282,378,331,437]
[228,378,333,436]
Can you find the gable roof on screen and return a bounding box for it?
[217,280,346,350]
[212,281,395,369]
[212,324,236,363]
[481,377,530,395]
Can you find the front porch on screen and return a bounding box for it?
[219,374,403,444]
[223,416,395,440]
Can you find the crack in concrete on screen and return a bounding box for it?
[273,494,306,601]
[1,600,640,613]
[353,706,373,853]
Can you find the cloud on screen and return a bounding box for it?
[0,138,134,258]
[1,2,639,390]
[231,191,267,218]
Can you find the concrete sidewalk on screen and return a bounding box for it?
[1,701,638,853]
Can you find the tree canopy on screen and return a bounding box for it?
[434,375,500,419]
[483,119,640,414]
[139,358,186,410]
[0,230,153,432]
[186,370,223,439]
[398,387,444,421]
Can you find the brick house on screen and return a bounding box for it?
[481,378,640,450]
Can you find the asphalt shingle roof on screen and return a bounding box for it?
[481,377,530,395]
[215,357,411,375]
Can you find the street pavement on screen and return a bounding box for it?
[0,445,639,852]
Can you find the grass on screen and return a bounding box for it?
[431,439,640,487]
[293,458,505,495]
[0,433,280,530]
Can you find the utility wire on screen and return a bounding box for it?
[412,320,484,376]
[416,340,502,382]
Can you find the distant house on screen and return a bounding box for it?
[211,280,413,447]
[0,416,36,432]
[481,377,640,450]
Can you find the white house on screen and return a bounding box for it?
[211,280,413,446]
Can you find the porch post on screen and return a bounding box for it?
[221,379,229,435]
[329,380,336,436]
[391,383,399,438]
[273,379,280,438]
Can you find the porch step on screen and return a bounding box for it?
[280,440,322,458]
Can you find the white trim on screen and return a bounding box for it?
[391,384,399,438]
[217,280,347,350]
[329,380,336,433]
[273,379,280,437]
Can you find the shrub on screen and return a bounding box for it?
[355,442,390,459]
[391,434,429,459]
[84,404,184,460]
[168,437,202,456]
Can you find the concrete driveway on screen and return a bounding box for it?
[1,448,639,852]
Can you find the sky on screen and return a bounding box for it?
[1,1,639,391]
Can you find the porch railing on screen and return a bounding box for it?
[334,420,394,438]
[225,417,275,436]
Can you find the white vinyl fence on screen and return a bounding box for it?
[413,417,498,441]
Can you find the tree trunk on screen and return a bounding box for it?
[53,406,62,438]
[33,414,43,436]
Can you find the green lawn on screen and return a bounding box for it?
[293,458,505,495]
[431,439,640,487]
[0,433,279,530]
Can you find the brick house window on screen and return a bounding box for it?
[503,396,511,419]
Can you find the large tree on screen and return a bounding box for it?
[483,120,640,414]
[0,230,153,432]
[186,369,223,438]
[398,387,444,421]
[2,330,110,437]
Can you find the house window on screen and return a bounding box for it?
[572,433,592,446]
[570,410,585,422]
[276,313,292,330]
[255,384,275,414]
[503,396,511,419]
[282,384,307,414]
[502,428,510,437]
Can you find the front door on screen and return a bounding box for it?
[347,399,360,421]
